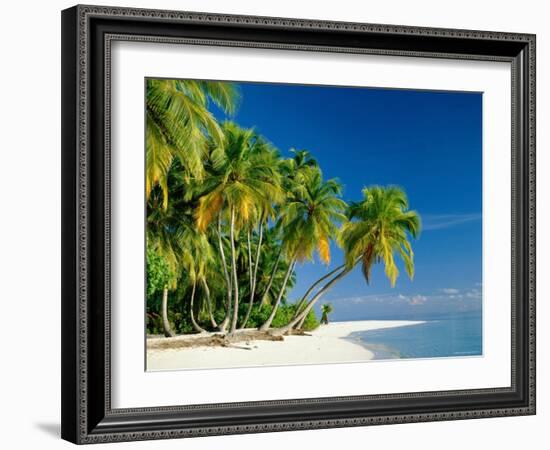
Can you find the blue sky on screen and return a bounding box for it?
[211,81,482,320]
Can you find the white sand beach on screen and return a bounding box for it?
[147,320,424,371]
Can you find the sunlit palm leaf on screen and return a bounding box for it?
[338,185,421,287]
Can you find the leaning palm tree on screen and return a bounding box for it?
[278,185,421,334]
[259,167,347,331]
[146,79,239,208]
[195,123,284,333]
[146,188,186,337]
[179,227,216,333]
[146,167,192,337]
[147,160,205,337]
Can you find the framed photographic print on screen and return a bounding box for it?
[61,4,536,444]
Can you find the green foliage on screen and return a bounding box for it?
[339,186,421,287]
[146,79,240,206]
[144,79,420,337]
[320,303,334,324]
[175,314,195,334]
[278,161,347,266]
[194,121,284,232]
[300,308,320,331]
[241,303,319,331]
[146,247,173,298]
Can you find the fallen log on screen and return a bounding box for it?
[147,329,284,350]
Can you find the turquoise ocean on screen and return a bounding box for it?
[345,313,482,360]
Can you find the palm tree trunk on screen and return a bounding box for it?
[161,286,175,337]
[296,314,306,330]
[277,267,351,334]
[259,258,296,331]
[229,207,240,334]
[218,316,229,333]
[291,257,361,331]
[189,281,206,333]
[240,224,263,329]
[296,310,308,329]
[292,262,347,319]
[217,216,231,332]
[202,278,217,329]
[259,247,282,306]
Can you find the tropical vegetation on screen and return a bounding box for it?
[320,304,333,325]
[146,79,421,340]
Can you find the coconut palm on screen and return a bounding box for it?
[146,79,239,208]
[320,303,333,324]
[292,262,347,323]
[178,227,216,333]
[259,167,347,331]
[212,217,233,332]
[239,221,263,328]
[195,123,284,333]
[280,149,318,183]
[147,162,195,337]
[146,245,174,337]
[280,185,420,333]
[147,158,213,336]
[255,152,317,308]
[146,193,186,337]
[341,186,421,284]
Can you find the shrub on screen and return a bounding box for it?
[147,300,320,335]
[238,303,319,331]
[146,247,173,298]
[300,309,320,331]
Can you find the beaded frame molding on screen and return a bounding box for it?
[61,4,536,444]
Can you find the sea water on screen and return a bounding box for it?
[346,313,482,360]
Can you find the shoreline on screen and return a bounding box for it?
[147,320,425,371]
[344,320,427,360]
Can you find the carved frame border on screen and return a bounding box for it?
[61,4,536,444]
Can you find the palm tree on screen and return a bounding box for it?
[146,79,239,208]
[213,217,232,332]
[147,160,198,337]
[256,152,317,308]
[146,194,184,337]
[279,185,420,333]
[258,248,282,306]
[320,303,333,324]
[195,123,284,333]
[292,262,346,322]
[238,225,291,310]
[147,158,215,337]
[178,226,216,333]
[146,245,175,337]
[239,221,263,328]
[259,167,347,331]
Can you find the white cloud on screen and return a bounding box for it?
[465,289,481,299]
[334,286,482,308]
[409,295,427,305]
[441,288,460,294]
[422,213,481,231]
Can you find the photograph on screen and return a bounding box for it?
[57,3,536,444]
[145,78,483,371]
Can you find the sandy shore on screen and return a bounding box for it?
[147,320,424,371]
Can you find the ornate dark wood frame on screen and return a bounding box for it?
[61,4,536,444]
